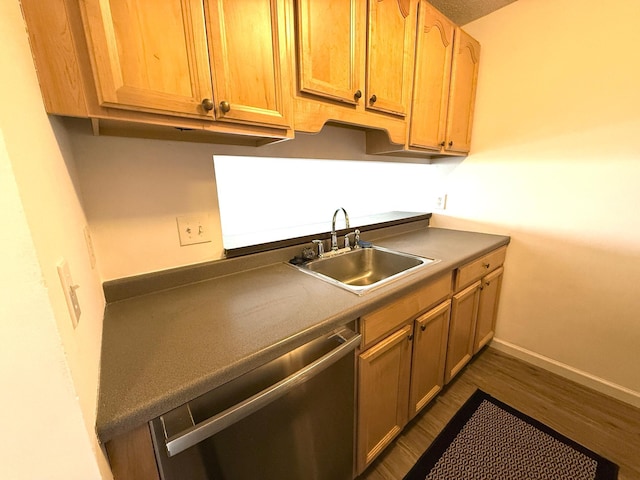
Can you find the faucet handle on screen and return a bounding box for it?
[312,239,324,257]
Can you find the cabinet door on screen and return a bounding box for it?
[474,266,504,353]
[444,28,480,153]
[445,280,480,383]
[408,1,454,150]
[357,324,412,473]
[295,0,364,105]
[205,0,292,128]
[409,300,451,419]
[366,0,416,116]
[81,0,214,117]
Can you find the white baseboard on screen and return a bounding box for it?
[490,338,640,409]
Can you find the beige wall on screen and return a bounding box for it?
[68,0,640,407]
[432,0,640,404]
[4,2,638,477]
[1,2,109,478]
[0,131,100,479]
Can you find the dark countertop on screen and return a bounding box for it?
[96,226,510,443]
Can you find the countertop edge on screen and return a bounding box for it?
[96,226,510,443]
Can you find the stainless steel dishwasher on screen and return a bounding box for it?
[149,326,361,480]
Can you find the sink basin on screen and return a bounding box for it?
[291,246,439,295]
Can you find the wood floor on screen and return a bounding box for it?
[358,347,640,480]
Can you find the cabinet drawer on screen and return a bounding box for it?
[361,273,452,350]
[454,246,506,291]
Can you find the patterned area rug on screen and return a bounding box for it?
[404,390,618,480]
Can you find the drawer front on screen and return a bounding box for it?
[361,273,452,350]
[454,246,506,292]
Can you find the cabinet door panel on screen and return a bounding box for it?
[296,0,363,104]
[205,0,292,127]
[81,0,213,117]
[445,280,480,383]
[474,266,504,353]
[409,2,454,150]
[357,324,412,473]
[445,28,480,153]
[366,0,416,116]
[409,300,451,418]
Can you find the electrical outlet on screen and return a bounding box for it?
[57,258,81,328]
[435,193,448,210]
[177,215,212,246]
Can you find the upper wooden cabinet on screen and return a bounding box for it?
[367,0,480,157]
[81,0,292,127]
[408,1,454,151]
[410,1,480,154]
[365,0,417,117]
[204,0,292,127]
[80,0,214,118]
[21,0,293,142]
[293,0,417,144]
[444,27,480,153]
[295,0,363,105]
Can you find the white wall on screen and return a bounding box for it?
[433,0,640,403]
[1,1,110,478]
[69,122,440,280]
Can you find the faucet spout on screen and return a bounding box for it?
[331,208,350,251]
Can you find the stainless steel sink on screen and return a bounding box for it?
[291,246,439,295]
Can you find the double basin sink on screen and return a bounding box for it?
[291,245,439,295]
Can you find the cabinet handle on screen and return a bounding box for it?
[407,333,414,341]
[439,141,445,147]
[485,281,491,287]
[219,101,231,113]
[448,140,454,147]
[354,90,362,100]
[201,98,214,111]
[420,324,427,332]
[369,94,377,104]
[483,263,490,269]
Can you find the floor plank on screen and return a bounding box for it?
[358,347,640,480]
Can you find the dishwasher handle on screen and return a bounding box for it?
[163,328,361,457]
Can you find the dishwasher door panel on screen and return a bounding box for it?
[150,327,359,480]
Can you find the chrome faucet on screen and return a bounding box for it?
[331,208,350,251]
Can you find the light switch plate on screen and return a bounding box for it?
[57,258,81,328]
[176,215,212,246]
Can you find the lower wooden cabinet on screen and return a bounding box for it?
[357,324,413,472]
[356,275,453,473]
[445,247,507,383]
[105,424,160,480]
[444,280,480,383]
[474,266,504,353]
[409,300,451,417]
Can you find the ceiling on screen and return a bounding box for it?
[428,0,519,25]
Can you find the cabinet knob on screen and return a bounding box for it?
[448,140,454,147]
[483,263,490,269]
[407,333,414,341]
[219,101,231,113]
[354,90,362,100]
[439,141,445,147]
[369,94,377,104]
[201,98,214,111]
[420,324,427,332]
